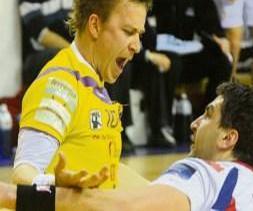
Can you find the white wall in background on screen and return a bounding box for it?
[0,0,21,98]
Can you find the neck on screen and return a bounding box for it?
[213,150,236,162]
[75,33,97,72]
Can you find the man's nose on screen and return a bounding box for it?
[129,35,141,54]
[190,116,201,132]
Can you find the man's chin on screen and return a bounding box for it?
[188,148,196,157]
[105,77,117,84]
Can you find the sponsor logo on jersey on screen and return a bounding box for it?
[106,109,120,128]
[35,109,65,135]
[46,78,77,112]
[90,110,102,130]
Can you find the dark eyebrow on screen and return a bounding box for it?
[140,28,145,35]
[124,26,145,35]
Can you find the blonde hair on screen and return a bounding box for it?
[68,0,152,34]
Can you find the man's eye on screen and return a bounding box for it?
[124,29,134,36]
[204,111,210,119]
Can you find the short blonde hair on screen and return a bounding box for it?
[68,0,152,34]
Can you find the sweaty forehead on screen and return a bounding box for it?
[207,95,224,114]
[109,0,146,28]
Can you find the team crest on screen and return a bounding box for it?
[90,110,102,130]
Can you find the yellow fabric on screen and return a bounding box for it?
[20,47,123,189]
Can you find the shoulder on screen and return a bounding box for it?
[158,158,241,185]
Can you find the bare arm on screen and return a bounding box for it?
[0,183,190,211]
[145,50,171,72]
[56,184,190,211]
[39,28,70,49]
[225,27,243,78]
[0,182,16,210]
[12,164,39,185]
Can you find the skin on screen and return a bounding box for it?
[146,51,171,72]
[0,182,190,211]
[1,95,242,211]
[40,28,70,49]
[12,152,109,188]
[12,0,147,187]
[75,0,146,83]
[225,27,243,79]
[190,95,238,161]
[5,1,244,210]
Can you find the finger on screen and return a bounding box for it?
[54,152,66,174]
[70,170,88,184]
[98,167,109,183]
[96,172,109,187]
[79,174,101,188]
[99,166,109,177]
[80,168,109,188]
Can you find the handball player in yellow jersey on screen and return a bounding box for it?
[12,0,151,189]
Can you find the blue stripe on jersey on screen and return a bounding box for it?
[38,66,112,104]
[165,163,196,180]
[212,167,238,210]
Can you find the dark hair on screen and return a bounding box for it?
[68,0,152,34]
[217,82,253,165]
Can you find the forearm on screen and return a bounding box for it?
[0,182,16,210]
[225,27,243,74]
[56,185,190,211]
[13,129,59,184]
[55,188,125,211]
[39,28,70,49]
[12,164,39,185]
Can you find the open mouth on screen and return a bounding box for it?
[116,57,127,69]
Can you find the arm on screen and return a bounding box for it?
[12,163,40,186]
[225,27,243,78]
[12,131,108,188]
[145,50,171,72]
[0,183,189,211]
[39,28,70,49]
[12,129,59,185]
[19,0,71,50]
[56,184,190,211]
[0,182,16,210]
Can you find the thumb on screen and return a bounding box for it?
[54,151,66,174]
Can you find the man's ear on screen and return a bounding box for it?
[219,129,238,150]
[87,14,101,39]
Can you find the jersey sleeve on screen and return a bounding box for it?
[20,69,79,143]
[152,158,213,211]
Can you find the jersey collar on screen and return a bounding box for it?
[71,41,95,73]
[235,161,253,172]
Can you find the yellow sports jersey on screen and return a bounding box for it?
[20,45,123,189]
